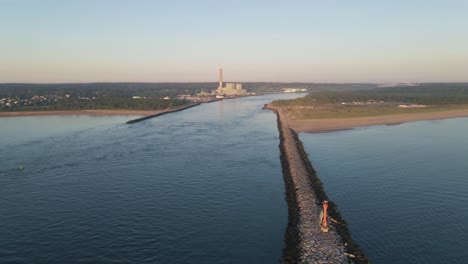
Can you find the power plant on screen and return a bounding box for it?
[214,68,247,97]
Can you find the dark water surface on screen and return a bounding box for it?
[300,118,468,264]
[0,94,302,264]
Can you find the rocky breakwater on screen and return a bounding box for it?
[264,105,368,264]
[126,103,201,124]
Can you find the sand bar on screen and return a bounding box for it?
[287,109,468,133]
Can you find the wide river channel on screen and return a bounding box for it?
[0,94,302,263]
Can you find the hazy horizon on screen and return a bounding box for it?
[2,81,468,85]
[2,1,468,83]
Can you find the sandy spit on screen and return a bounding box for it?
[288,109,468,133]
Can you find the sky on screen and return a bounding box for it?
[1,0,468,83]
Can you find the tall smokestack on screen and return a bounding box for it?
[219,68,223,89]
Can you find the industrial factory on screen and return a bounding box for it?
[213,68,247,97]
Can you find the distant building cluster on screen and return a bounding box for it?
[378,83,420,88]
[341,100,384,105]
[1,94,90,109]
[282,88,307,93]
[213,68,247,97]
[133,95,171,100]
[398,104,427,108]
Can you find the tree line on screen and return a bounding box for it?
[1,97,190,112]
[272,84,468,106]
[0,82,382,99]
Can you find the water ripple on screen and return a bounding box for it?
[0,94,303,263]
[301,117,468,264]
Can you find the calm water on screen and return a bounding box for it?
[300,118,468,264]
[0,94,303,264]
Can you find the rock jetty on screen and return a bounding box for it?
[126,103,201,124]
[264,105,369,264]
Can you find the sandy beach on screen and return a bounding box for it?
[282,109,468,133]
[0,109,164,117]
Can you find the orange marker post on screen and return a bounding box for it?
[321,200,329,232]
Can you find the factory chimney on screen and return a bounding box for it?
[218,68,223,89]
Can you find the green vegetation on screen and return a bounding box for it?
[0,94,190,112]
[0,82,381,112]
[0,83,215,99]
[0,83,195,111]
[272,84,468,106]
[282,104,468,119]
[271,84,468,119]
[245,82,378,93]
[0,82,377,99]
[3,82,468,113]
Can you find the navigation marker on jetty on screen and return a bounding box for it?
[320,200,330,232]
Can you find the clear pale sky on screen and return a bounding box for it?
[1,0,467,83]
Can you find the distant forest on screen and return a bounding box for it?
[272,83,468,106]
[0,83,200,111]
[0,82,380,98]
[0,83,213,98]
[0,82,380,112]
[3,82,468,111]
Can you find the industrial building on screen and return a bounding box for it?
[282,88,307,93]
[214,68,247,96]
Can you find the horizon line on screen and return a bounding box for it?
[2,81,468,85]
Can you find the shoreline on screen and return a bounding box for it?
[284,109,468,133]
[265,105,368,263]
[0,96,241,118]
[0,109,162,117]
